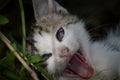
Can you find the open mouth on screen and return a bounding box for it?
[63,48,94,79]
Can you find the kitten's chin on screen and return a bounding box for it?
[62,48,94,79]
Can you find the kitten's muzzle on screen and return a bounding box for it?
[59,47,73,60]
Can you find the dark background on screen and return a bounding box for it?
[1,0,120,40]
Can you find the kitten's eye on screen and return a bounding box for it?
[42,53,52,60]
[56,27,65,42]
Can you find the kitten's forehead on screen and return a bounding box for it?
[34,14,79,33]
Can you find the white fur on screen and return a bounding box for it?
[31,0,120,79]
[33,20,120,80]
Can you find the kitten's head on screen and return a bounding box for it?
[27,0,94,79]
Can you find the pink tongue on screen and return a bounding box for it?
[63,49,94,79]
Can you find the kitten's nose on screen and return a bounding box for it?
[59,47,73,59]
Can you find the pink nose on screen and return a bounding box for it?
[59,47,73,59]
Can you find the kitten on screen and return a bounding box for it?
[27,0,120,80]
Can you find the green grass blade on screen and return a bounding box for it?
[18,0,26,56]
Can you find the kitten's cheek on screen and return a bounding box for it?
[46,56,56,71]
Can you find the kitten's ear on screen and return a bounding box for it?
[32,0,68,21]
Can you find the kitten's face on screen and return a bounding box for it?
[28,14,93,78]
[27,0,94,79]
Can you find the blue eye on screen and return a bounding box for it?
[56,27,65,42]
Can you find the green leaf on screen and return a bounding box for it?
[28,54,45,64]
[0,15,9,24]
[12,43,17,49]
[6,51,15,68]
[10,37,23,52]
[35,64,53,80]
